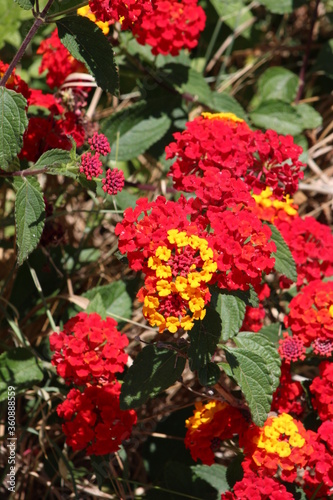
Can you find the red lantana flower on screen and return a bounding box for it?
[240,413,315,483]
[50,312,128,385]
[166,112,303,199]
[284,280,333,346]
[57,383,137,455]
[185,400,248,465]
[132,0,206,56]
[271,362,305,417]
[221,472,295,499]
[310,361,333,421]
[89,0,153,30]
[275,215,333,288]
[37,29,85,89]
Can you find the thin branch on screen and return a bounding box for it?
[294,0,321,103]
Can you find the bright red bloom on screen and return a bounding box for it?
[166,113,303,199]
[80,152,103,180]
[207,206,276,292]
[50,312,128,385]
[19,111,86,162]
[185,400,248,465]
[275,215,333,288]
[132,0,206,56]
[284,280,333,347]
[278,332,306,363]
[37,29,85,88]
[240,413,315,482]
[310,361,333,421]
[89,132,111,156]
[89,0,153,30]
[271,362,305,417]
[302,421,333,498]
[57,383,137,455]
[221,472,294,499]
[115,196,202,272]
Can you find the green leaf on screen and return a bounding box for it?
[83,281,132,320]
[0,0,33,50]
[198,362,221,386]
[0,348,44,401]
[211,92,248,121]
[224,346,273,426]
[258,0,305,14]
[86,293,106,319]
[250,100,304,135]
[34,149,73,169]
[160,63,212,106]
[32,149,78,178]
[257,67,299,103]
[295,103,323,130]
[120,344,186,409]
[258,323,281,344]
[210,0,254,37]
[216,293,246,341]
[268,223,297,282]
[102,101,171,161]
[234,332,281,391]
[191,464,229,496]
[14,177,45,266]
[13,0,34,9]
[188,308,221,371]
[0,87,28,169]
[56,16,119,95]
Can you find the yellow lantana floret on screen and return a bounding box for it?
[201,112,244,124]
[77,6,110,35]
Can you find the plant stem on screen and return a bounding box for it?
[0,0,55,87]
[294,0,321,103]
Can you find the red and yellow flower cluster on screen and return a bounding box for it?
[50,313,136,455]
[184,400,248,465]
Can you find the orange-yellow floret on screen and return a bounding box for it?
[201,112,244,124]
[253,187,298,218]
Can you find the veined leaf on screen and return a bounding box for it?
[0,87,28,169]
[14,177,45,265]
[268,223,297,282]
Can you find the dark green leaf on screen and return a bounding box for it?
[257,67,299,103]
[234,332,281,391]
[313,40,333,79]
[250,100,304,135]
[13,0,34,9]
[120,344,186,409]
[198,362,221,386]
[0,87,28,169]
[216,293,246,341]
[101,101,171,161]
[188,308,221,371]
[56,16,119,95]
[211,92,248,121]
[268,223,297,282]
[83,281,132,320]
[224,346,273,426]
[14,177,45,265]
[160,63,211,106]
[0,348,44,401]
[191,464,229,496]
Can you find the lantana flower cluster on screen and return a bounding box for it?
[184,400,248,465]
[50,313,136,455]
